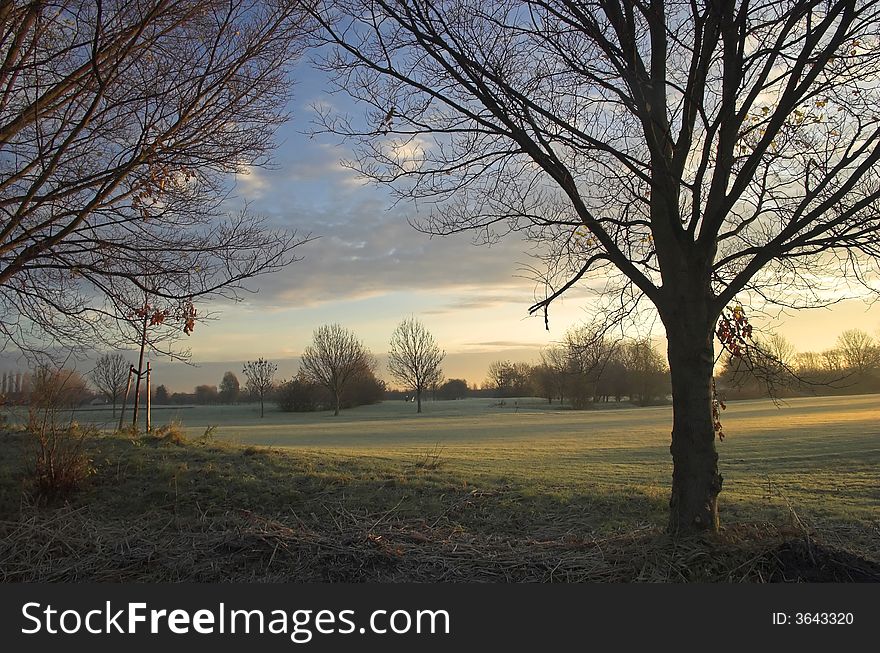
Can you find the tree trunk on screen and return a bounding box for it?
[260,393,264,418]
[416,389,422,413]
[334,391,340,416]
[665,313,722,533]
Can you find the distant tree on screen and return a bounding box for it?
[153,385,170,405]
[508,362,535,397]
[30,366,92,409]
[170,392,196,406]
[537,346,569,405]
[387,318,445,413]
[485,360,514,397]
[485,360,533,398]
[301,324,372,416]
[219,372,241,405]
[621,340,669,406]
[837,329,880,375]
[564,324,620,407]
[242,358,278,418]
[194,385,219,405]
[90,353,129,417]
[438,378,469,401]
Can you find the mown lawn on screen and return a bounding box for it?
[0,395,878,581]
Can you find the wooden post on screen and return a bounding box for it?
[132,308,149,429]
[118,365,134,431]
[146,361,152,432]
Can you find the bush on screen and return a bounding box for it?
[438,378,469,400]
[276,376,326,412]
[277,369,385,412]
[26,414,95,503]
[341,370,385,408]
[25,366,96,502]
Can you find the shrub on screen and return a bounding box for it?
[25,413,95,503]
[341,370,385,408]
[24,365,97,502]
[276,376,326,412]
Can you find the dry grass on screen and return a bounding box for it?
[1,503,877,583]
[144,419,187,445]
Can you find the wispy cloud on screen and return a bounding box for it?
[235,166,268,200]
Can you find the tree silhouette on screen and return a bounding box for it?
[388,317,445,413]
[243,358,277,418]
[314,0,880,531]
[219,371,241,405]
[301,324,373,416]
[90,352,128,417]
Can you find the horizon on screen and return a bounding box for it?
[1,301,878,393]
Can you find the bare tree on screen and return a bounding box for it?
[836,329,880,374]
[387,317,444,413]
[538,345,569,404]
[242,358,277,418]
[313,0,880,532]
[564,323,621,406]
[620,339,669,406]
[485,360,513,396]
[0,0,311,358]
[485,359,533,397]
[90,352,128,417]
[300,324,372,416]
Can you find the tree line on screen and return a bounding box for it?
[718,329,880,399]
[5,323,878,416]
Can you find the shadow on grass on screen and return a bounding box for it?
[0,431,878,582]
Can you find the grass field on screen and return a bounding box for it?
[1,394,878,581]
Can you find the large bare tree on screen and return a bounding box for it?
[388,317,444,413]
[90,352,128,416]
[0,0,309,358]
[313,0,880,531]
[300,323,373,416]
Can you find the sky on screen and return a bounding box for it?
[5,59,879,392]
[130,57,877,393]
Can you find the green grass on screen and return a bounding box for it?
[1,395,878,581]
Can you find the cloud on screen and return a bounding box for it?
[218,136,559,314]
[228,175,541,309]
[461,340,544,348]
[235,166,268,199]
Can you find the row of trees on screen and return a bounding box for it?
[719,328,880,398]
[482,325,670,407]
[1,316,447,419]
[6,324,876,416]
